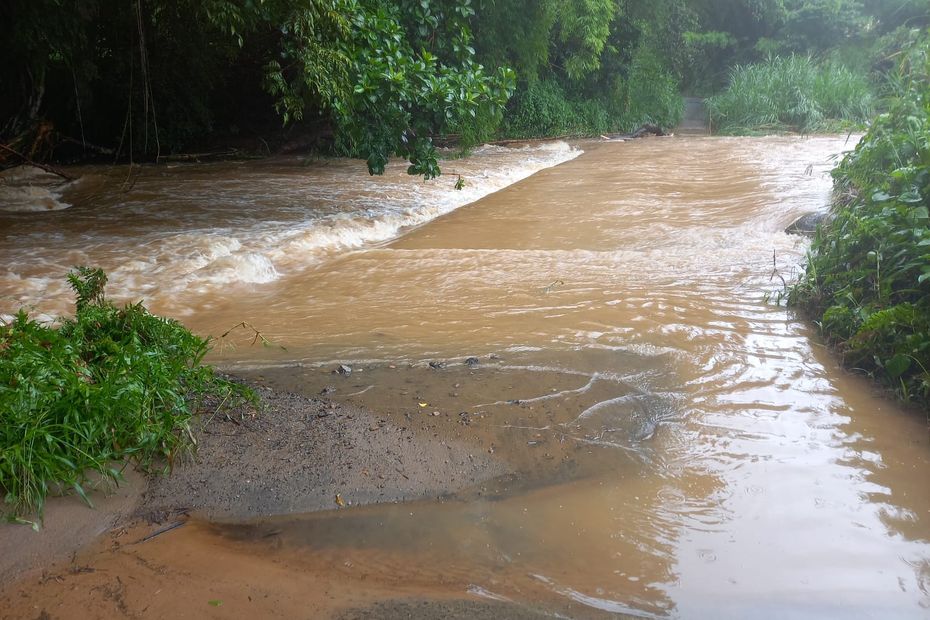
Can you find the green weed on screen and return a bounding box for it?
[0,268,255,518]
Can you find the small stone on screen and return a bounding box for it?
[429,361,446,370]
[334,364,352,376]
[319,386,336,395]
[465,356,480,368]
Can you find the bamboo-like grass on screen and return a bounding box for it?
[707,55,874,134]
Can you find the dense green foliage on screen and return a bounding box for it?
[264,0,515,176]
[1,269,254,518]
[479,0,687,137]
[789,39,930,408]
[707,55,874,133]
[0,0,513,177]
[1,1,927,171]
[682,0,929,92]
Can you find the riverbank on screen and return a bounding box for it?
[1,361,637,619]
[0,374,509,579]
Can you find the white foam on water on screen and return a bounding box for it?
[147,141,581,291]
[0,186,71,212]
[0,141,581,315]
[254,140,582,270]
[198,252,279,285]
[0,167,72,212]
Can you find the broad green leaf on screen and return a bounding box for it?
[885,354,911,378]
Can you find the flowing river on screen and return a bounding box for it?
[2,136,930,618]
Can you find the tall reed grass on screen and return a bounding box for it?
[707,55,874,134]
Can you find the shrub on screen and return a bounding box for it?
[502,64,683,140]
[502,79,599,138]
[0,268,255,518]
[614,44,684,131]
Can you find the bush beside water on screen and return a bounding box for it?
[789,42,930,409]
[502,48,683,139]
[707,55,874,134]
[0,268,254,519]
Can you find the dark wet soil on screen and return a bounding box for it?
[139,383,506,522]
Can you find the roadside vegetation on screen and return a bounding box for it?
[0,268,254,519]
[707,55,874,134]
[789,37,930,409]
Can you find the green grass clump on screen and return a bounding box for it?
[788,41,930,408]
[502,79,609,138]
[1,268,255,518]
[707,55,874,134]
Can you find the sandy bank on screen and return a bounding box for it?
[0,381,507,586]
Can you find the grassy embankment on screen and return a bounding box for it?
[706,54,874,134]
[788,40,930,410]
[0,268,254,521]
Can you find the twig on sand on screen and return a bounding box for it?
[135,521,185,544]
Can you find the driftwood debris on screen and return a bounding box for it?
[156,149,242,163]
[600,124,668,141]
[486,135,573,147]
[0,143,77,182]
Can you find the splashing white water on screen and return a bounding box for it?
[0,167,72,212]
[0,142,580,317]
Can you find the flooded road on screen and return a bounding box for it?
[3,136,930,618]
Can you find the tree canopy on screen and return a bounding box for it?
[1,0,926,175]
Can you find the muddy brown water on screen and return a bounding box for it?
[3,136,930,618]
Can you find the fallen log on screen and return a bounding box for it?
[156,149,241,163]
[486,135,574,146]
[59,136,116,156]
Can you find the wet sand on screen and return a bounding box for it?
[1,366,627,619]
[0,375,506,583]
